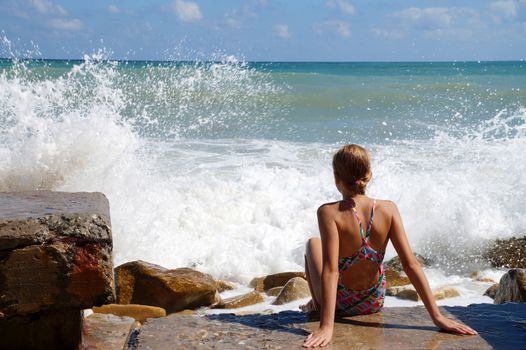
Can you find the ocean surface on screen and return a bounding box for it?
[1,54,525,309]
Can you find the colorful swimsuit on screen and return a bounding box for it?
[336,199,386,315]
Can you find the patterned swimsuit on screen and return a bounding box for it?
[336,199,386,315]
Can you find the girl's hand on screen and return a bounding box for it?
[303,327,333,348]
[433,315,478,335]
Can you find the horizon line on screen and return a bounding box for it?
[0,57,524,64]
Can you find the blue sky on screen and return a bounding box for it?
[1,0,526,61]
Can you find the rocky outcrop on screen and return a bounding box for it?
[484,236,526,268]
[135,304,526,349]
[115,260,220,313]
[494,268,526,304]
[0,191,114,317]
[250,271,306,292]
[272,277,311,305]
[0,309,82,349]
[92,304,166,322]
[0,191,115,349]
[81,313,137,350]
[213,291,264,309]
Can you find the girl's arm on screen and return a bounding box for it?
[303,205,340,348]
[388,201,477,336]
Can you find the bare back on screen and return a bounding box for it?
[323,196,393,290]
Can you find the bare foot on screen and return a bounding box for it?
[300,299,319,313]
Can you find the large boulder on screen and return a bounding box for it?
[250,271,306,292]
[272,277,311,305]
[0,191,115,349]
[484,236,526,268]
[494,268,526,304]
[0,191,115,317]
[115,260,220,313]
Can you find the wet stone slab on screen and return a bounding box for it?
[137,304,526,350]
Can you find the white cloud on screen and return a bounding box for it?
[314,20,351,37]
[375,7,481,41]
[172,0,203,23]
[490,0,526,21]
[273,24,290,38]
[392,7,453,30]
[326,0,355,15]
[108,4,121,14]
[30,0,67,16]
[47,18,82,30]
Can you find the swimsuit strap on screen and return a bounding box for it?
[365,199,376,239]
[350,206,366,240]
[350,199,376,241]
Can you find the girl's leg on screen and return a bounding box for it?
[303,237,323,311]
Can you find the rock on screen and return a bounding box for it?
[477,277,496,283]
[135,304,523,349]
[266,286,283,296]
[384,254,430,272]
[216,279,236,293]
[249,271,306,292]
[484,236,526,268]
[214,291,264,309]
[386,285,414,297]
[394,286,460,301]
[385,268,411,288]
[115,260,220,313]
[272,277,311,305]
[174,309,194,315]
[396,288,419,301]
[0,191,115,318]
[81,313,136,350]
[471,271,496,283]
[433,287,460,300]
[92,304,166,322]
[484,284,499,299]
[0,309,81,349]
[384,254,431,288]
[494,268,526,304]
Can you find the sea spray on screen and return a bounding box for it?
[1,50,525,286]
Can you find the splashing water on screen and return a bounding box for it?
[1,47,525,285]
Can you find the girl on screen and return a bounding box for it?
[302,144,477,348]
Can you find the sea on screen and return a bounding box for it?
[1,52,525,311]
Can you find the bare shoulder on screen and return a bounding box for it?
[317,201,340,218]
[374,199,399,216]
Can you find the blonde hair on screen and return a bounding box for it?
[332,144,372,195]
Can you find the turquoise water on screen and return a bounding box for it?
[1,57,525,285]
[2,59,525,143]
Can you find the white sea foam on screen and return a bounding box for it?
[1,52,524,299]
